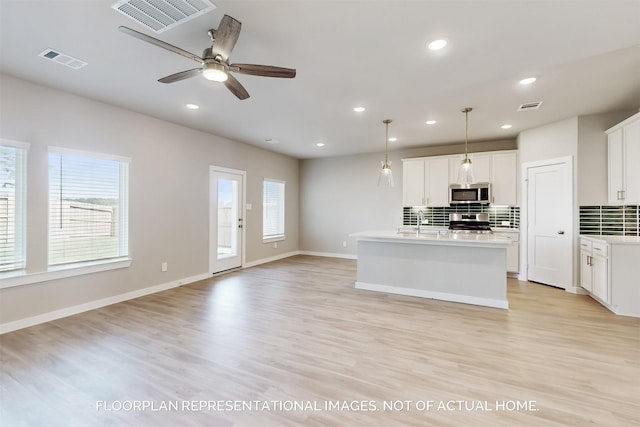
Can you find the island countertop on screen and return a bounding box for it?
[350,229,511,248]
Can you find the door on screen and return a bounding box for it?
[526,158,572,288]
[210,167,244,274]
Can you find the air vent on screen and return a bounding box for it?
[518,101,543,111]
[38,49,88,70]
[112,0,216,33]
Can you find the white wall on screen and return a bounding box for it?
[300,140,517,256]
[0,74,299,327]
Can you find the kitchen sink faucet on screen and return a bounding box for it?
[417,210,425,234]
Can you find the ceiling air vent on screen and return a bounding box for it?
[38,49,88,70]
[518,101,543,111]
[112,0,216,33]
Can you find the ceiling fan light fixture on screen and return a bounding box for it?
[202,63,228,82]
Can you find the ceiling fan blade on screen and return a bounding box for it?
[118,26,202,64]
[158,68,202,83]
[211,15,242,61]
[224,74,250,100]
[230,64,296,78]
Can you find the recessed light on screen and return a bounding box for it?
[353,106,366,113]
[316,143,325,147]
[388,137,397,142]
[428,39,447,50]
[519,77,537,85]
[185,104,199,110]
[425,120,437,125]
[501,124,513,129]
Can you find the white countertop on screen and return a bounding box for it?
[350,230,511,248]
[580,235,640,245]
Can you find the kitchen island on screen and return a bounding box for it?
[350,230,511,309]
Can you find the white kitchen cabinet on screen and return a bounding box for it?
[469,153,492,183]
[402,156,450,207]
[607,112,640,204]
[579,236,640,317]
[579,239,593,292]
[580,238,610,304]
[491,151,518,205]
[494,229,520,275]
[402,158,426,206]
[425,157,450,206]
[404,150,517,206]
[457,151,517,205]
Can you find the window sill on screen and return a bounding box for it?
[263,235,286,244]
[0,257,132,289]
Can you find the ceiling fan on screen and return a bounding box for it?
[118,14,296,100]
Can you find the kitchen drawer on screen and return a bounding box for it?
[592,241,609,256]
[580,239,593,251]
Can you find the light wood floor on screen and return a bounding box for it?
[1,256,639,426]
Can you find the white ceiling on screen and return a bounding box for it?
[1,0,639,159]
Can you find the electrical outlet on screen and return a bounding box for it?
[342,241,347,248]
[274,242,278,249]
[161,262,168,272]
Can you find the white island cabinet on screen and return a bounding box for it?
[350,230,510,309]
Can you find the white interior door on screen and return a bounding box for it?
[210,167,244,274]
[526,158,573,289]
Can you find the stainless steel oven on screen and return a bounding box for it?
[449,182,491,204]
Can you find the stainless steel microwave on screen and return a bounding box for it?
[449,183,491,204]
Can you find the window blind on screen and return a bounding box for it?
[263,179,285,240]
[48,149,129,266]
[0,143,27,272]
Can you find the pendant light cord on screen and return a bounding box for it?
[462,107,472,161]
[383,119,392,166]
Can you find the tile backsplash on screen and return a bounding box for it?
[580,205,639,236]
[403,205,520,228]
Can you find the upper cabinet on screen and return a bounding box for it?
[490,151,518,206]
[403,150,518,207]
[607,112,640,205]
[402,156,450,207]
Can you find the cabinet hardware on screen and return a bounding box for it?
[557,230,565,235]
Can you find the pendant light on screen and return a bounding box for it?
[457,107,475,187]
[378,119,394,187]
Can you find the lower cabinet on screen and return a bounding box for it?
[494,230,519,275]
[580,236,640,317]
[580,238,610,304]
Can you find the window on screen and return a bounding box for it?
[48,148,129,266]
[0,141,28,272]
[263,179,285,242]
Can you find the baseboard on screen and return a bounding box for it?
[0,272,211,334]
[355,281,509,310]
[298,251,357,260]
[243,251,301,268]
[565,286,588,295]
